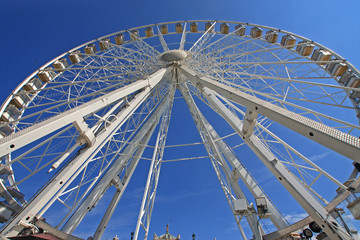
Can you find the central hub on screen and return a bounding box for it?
[159,50,188,62]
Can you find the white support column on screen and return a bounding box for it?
[93,188,122,238]
[180,67,360,162]
[61,88,173,235]
[41,85,157,215]
[178,82,263,240]
[194,84,353,240]
[0,69,168,238]
[91,122,158,240]
[133,123,164,240]
[133,82,176,240]
[214,94,347,191]
[39,87,156,219]
[64,121,156,236]
[0,69,167,158]
[205,117,289,230]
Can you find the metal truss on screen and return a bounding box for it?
[181,67,360,162]
[181,68,353,239]
[187,33,358,113]
[220,94,346,191]
[0,68,170,237]
[178,81,263,239]
[133,83,176,240]
[185,82,351,204]
[62,83,175,238]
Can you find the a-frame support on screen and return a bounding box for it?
[181,67,352,240]
[178,81,263,239]
[133,84,176,240]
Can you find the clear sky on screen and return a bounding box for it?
[1,1,360,240]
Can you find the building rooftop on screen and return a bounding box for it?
[154,224,180,240]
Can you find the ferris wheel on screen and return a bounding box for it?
[0,20,360,240]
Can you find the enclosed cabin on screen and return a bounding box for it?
[5,186,26,206]
[190,22,198,33]
[335,177,360,221]
[0,131,5,139]
[10,90,31,109]
[326,60,348,77]
[160,25,168,35]
[69,50,83,64]
[205,22,215,33]
[38,67,56,83]
[220,23,230,34]
[145,27,154,37]
[296,41,314,56]
[0,201,15,223]
[250,27,262,38]
[0,183,25,220]
[235,24,245,36]
[99,38,111,51]
[53,58,69,72]
[350,86,360,100]
[339,71,360,100]
[0,100,20,137]
[115,34,124,45]
[265,30,278,44]
[1,104,21,123]
[340,71,360,87]
[0,164,13,179]
[311,49,332,65]
[130,30,139,41]
[0,175,16,226]
[23,77,43,92]
[84,44,97,55]
[6,187,25,203]
[280,34,296,49]
[175,23,183,33]
[0,123,14,138]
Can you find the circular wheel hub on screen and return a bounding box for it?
[159,50,188,62]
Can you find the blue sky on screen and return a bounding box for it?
[1,1,360,240]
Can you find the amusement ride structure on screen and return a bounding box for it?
[0,20,360,240]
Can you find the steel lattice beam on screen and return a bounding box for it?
[0,69,168,238]
[0,69,168,158]
[133,84,176,240]
[178,81,263,240]
[191,82,352,240]
[181,67,360,162]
